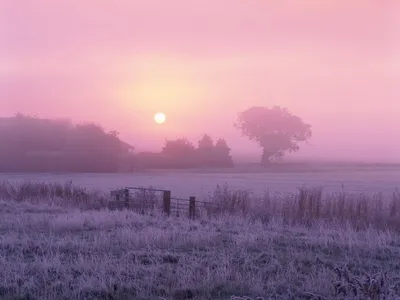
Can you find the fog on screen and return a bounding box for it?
[1,0,399,163]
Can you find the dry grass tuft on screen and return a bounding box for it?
[203,184,400,231]
[332,267,400,299]
[0,180,108,209]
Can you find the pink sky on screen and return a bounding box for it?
[1,0,399,162]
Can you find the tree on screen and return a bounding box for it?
[214,138,234,167]
[234,106,312,164]
[65,122,123,172]
[197,134,214,150]
[0,114,71,153]
[196,134,215,167]
[214,138,231,157]
[161,138,196,157]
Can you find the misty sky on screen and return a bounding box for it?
[1,1,399,162]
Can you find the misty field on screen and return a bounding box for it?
[1,166,399,198]
[0,168,400,300]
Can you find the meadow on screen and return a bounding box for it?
[0,167,400,300]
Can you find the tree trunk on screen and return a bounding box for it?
[261,148,272,165]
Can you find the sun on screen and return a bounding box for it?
[154,112,166,124]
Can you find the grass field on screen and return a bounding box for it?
[0,168,399,300]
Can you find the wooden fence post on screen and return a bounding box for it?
[189,196,196,220]
[163,190,171,216]
[124,188,130,209]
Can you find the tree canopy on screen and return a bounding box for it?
[139,135,233,168]
[0,114,131,172]
[197,134,214,150]
[161,138,196,156]
[234,106,312,164]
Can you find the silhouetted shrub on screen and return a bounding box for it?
[135,135,233,169]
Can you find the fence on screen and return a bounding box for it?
[110,187,221,219]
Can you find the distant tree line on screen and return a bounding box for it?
[0,105,313,172]
[0,114,132,172]
[0,114,233,172]
[134,134,234,169]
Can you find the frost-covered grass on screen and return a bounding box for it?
[0,181,400,299]
[1,181,399,230]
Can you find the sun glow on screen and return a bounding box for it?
[154,112,166,124]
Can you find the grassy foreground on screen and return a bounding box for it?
[0,181,400,300]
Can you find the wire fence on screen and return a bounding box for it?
[110,186,223,219]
